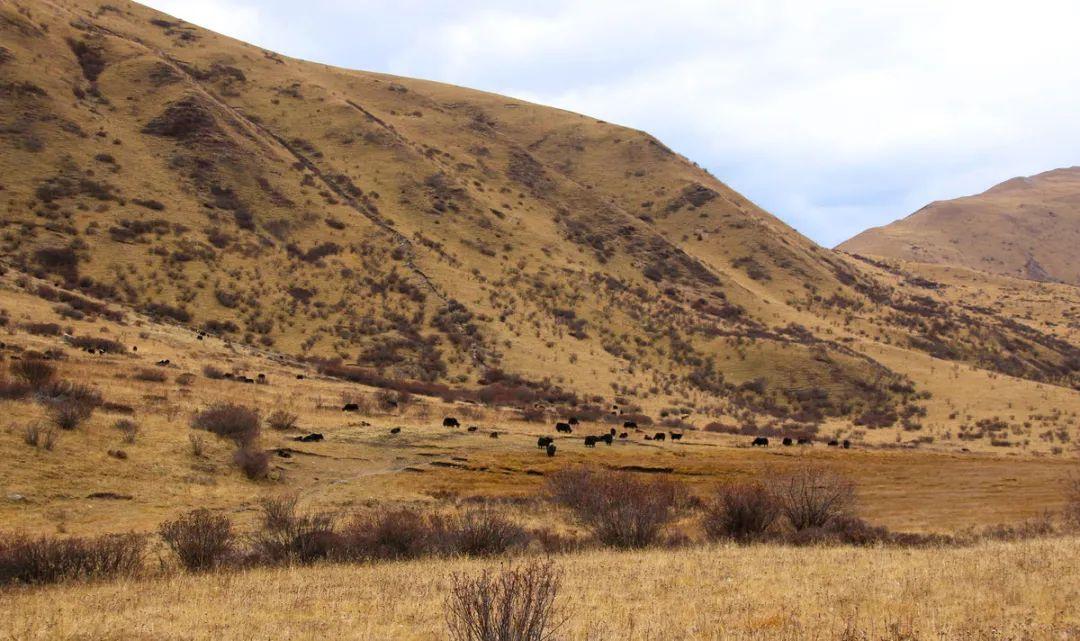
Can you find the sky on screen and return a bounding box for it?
[141,0,1080,247]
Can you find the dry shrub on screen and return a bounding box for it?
[267,409,299,431]
[436,510,529,557]
[1066,468,1080,530]
[134,368,167,383]
[192,403,260,445]
[233,446,270,480]
[0,377,30,400]
[48,398,94,430]
[113,419,139,444]
[546,468,681,548]
[773,464,856,531]
[340,507,432,561]
[158,509,233,572]
[249,497,338,564]
[202,364,227,380]
[11,359,55,389]
[188,433,206,457]
[702,481,780,542]
[0,532,144,586]
[445,560,564,641]
[23,424,58,450]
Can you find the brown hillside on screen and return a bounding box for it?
[1,0,1078,435]
[839,167,1080,286]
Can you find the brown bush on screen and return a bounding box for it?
[1067,472,1080,529]
[10,358,55,389]
[188,433,206,457]
[0,377,30,400]
[339,508,432,561]
[202,364,227,380]
[134,368,167,383]
[249,497,338,564]
[21,322,62,336]
[702,481,780,542]
[445,560,564,641]
[113,419,139,444]
[66,335,126,354]
[233,446,270,480]
[191,403,260,445]
[48,398,94,430]
[0,532,144,586]
[23,424,58,450]
[267,409,299,431]
[773,465,856,531]
[159,509,234,572]
[436,510,528,557]
[546,468,681,548]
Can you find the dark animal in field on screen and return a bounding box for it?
[669,433,682,441]
[489,431,499,438]
[546,443,557,457]
[654,432,666,441]
[467,426,478,432]
[241,377,255,384]
[623,421,637,429]
[782,437,793,446]
[275,449,292,458]
[584,435,598,447]
[609,428,617,436]
[798,438,812,445]
[619,432,628,439]
[827,440,839,447]
[132,346,137,352]
[443,417,460,428]
[843,440,851,449]
[568,417,579,426]
[294,433,324,443]
[600,433,613,445]
[537,436,553,449]
[156,359,170,366]
[342,403,360,412]
[555,422,573,433]
[644,435,653,441]
[390,427,401,434]
[751,437,769,447]
[296,374,305,380]
[257,374,266,381]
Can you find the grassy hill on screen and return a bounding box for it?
[839,167,1080,286]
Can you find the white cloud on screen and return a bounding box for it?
[140,0,1080,246]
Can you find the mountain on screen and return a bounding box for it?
[839,167,1080,286]
[1,0,1078,433]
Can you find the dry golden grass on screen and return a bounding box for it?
[1,537,1077,640]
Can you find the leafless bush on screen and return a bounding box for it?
[49,398,94,430]
[202,364,227,380]
[0,532,144,586]
[1066,471,1080,529]
[267,409,299,431]
[546,468,681,548]
[159,509,234,572]
[250,497,338,564]
[339,507,433,561]
[0,377,30,400]
[188,433,206,457]
[191,403,260,445]
[702,481,780,541]
[233,446,270,480]
[445,560,565,641]
[773,465,856,531]
[23,423,58,450]
[11,359,55,389]
[134,368,167,383]
[113,419,139,444]
[437,510,528,557]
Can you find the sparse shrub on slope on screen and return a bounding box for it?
[702,481,780,542]
[0,533,144,586]
[191,403,260,445]
[445,560,565,641]
[546,468,681,548]
[159,509,234,572]
[773,464,856,531]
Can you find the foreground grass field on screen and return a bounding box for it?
[1,537,1077,641]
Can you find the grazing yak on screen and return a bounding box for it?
[342,403,360,412]
[644,435,653,441]
[584,435,598,448]
[782,437,793,446]
[623,420,638,429]
[489,431,499,438]
[156,359,170,366]
[294,433,324,443]
[619,432,629,439]
[568,417,580,426]
[546,443,557,457]
[443,417,461,428]
[828,440,839,447]
[669,433,682,441]
[555,422,573,433]
[537,436,554,449]
[751,436,769,447]
[600,433,613,445]
[654,432,666,441]
[843,440,852,449]
[467,426,479,432]
[797,437,812,445]
[389,427,401,434]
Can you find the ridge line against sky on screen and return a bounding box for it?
[139,0,1080,247]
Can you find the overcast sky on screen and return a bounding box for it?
[141,0,1080,247]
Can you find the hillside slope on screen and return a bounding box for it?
[1,0,1078,433]
[839,167,1080,286]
